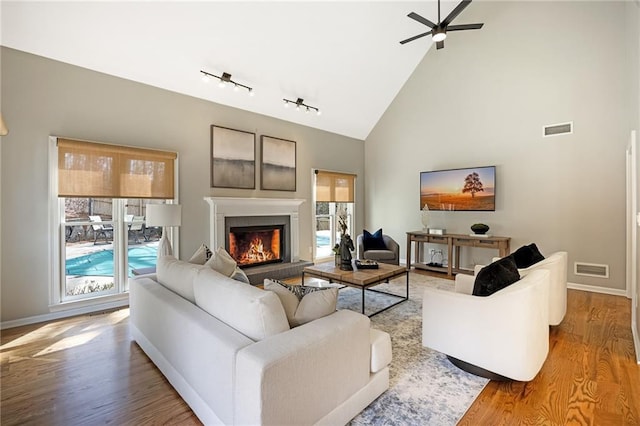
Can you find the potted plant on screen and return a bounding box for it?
[332,244,341,266]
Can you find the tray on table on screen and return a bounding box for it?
[355,260,379,269]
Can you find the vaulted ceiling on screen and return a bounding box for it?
[1,1,487,140]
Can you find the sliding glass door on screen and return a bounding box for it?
[315,202,354,259]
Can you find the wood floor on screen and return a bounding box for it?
[1,279,639,425]
[460,288,640,426]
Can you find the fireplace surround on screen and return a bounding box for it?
[204,197,311,283]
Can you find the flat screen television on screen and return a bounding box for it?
[420,166,496,211]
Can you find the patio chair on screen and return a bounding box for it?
[128,215,145,244]
[89,215,113,244]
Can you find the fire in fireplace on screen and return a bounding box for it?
[228,225,284,267]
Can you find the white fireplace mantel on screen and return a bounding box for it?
[203,197,306,262]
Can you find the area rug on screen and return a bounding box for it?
[335,273,489,425]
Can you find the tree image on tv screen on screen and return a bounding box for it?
[462,172,484,198]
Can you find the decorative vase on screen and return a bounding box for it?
[334,254,340,267]
[421,205,430,231]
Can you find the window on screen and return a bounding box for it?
[50,138,178,306]
[313,170,356,260]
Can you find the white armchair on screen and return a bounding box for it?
[480,251,568,326]
[422,269,550,381]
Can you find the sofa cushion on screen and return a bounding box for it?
[370,328,392,373]
[188,243,213,265]
[194,268,290,341]
[472,256,521,297]
[364,250,396,261]
[363,228,387,251]
[205,247,238,277]
[263,279,338,327]
[156,255,204,303]
[511,243,545,269]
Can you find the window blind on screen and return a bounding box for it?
[315,170,356,202]
[57,138,177,199]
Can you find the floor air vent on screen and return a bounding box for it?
[574,262,609,278]
[543,122,573,137]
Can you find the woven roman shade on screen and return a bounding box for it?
[57,138,177,199]
[315,170,356,202]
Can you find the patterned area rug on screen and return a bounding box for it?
[334,273,489,425]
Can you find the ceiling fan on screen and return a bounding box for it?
[400,0,484,50]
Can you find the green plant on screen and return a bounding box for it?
[471,223,490,234]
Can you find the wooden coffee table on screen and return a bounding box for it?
[302,261,408,317]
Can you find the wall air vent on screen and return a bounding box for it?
[574,262,609,278]
[543,122,573,137]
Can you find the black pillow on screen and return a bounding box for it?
[472,256,521,297]
[362,228,387,251]
[511,243,545,269]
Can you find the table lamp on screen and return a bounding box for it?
[146,204,182,257]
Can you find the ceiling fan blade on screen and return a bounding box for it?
[441,0,472,27]
[400,30,433,45]
[436,40,445,50]
[407,12,437,29]
[446,23,484,31]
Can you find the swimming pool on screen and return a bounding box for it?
[66,245,157,277]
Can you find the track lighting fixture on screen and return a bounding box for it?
[283,98,321,116]
[200,70,254,96]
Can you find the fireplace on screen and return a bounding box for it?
[224,215,291,268]
[204,197,312,284]
[229,225,284,267]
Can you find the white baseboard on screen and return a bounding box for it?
[567,282,628,297]
[1,297,129,330]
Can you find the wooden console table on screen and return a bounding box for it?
[406,231,511,276]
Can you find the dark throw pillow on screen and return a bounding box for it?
[363,229,387,251]
[472,256,521,297]
[511,243,545,269]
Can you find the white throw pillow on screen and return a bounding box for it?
[263,279,338,327]
[205,247,237,277]
[188,243,213,265]
[194,268,290,341]
[156,255,204,303]
[230,267,250,284]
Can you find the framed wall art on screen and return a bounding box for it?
[260,136,296,191]
[211,125,256,189]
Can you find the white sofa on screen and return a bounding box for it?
[480,251,568,326]
[422,269,550,381]
[130,257,392,425]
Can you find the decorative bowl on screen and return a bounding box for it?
[470,223,490,234]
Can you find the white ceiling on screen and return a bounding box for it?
[1,1,482,140]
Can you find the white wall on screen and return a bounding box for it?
[365,1,638,292]
[0,47,364,323]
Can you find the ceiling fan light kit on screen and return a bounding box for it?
[400,0,484,50]
[432,30,446,42]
